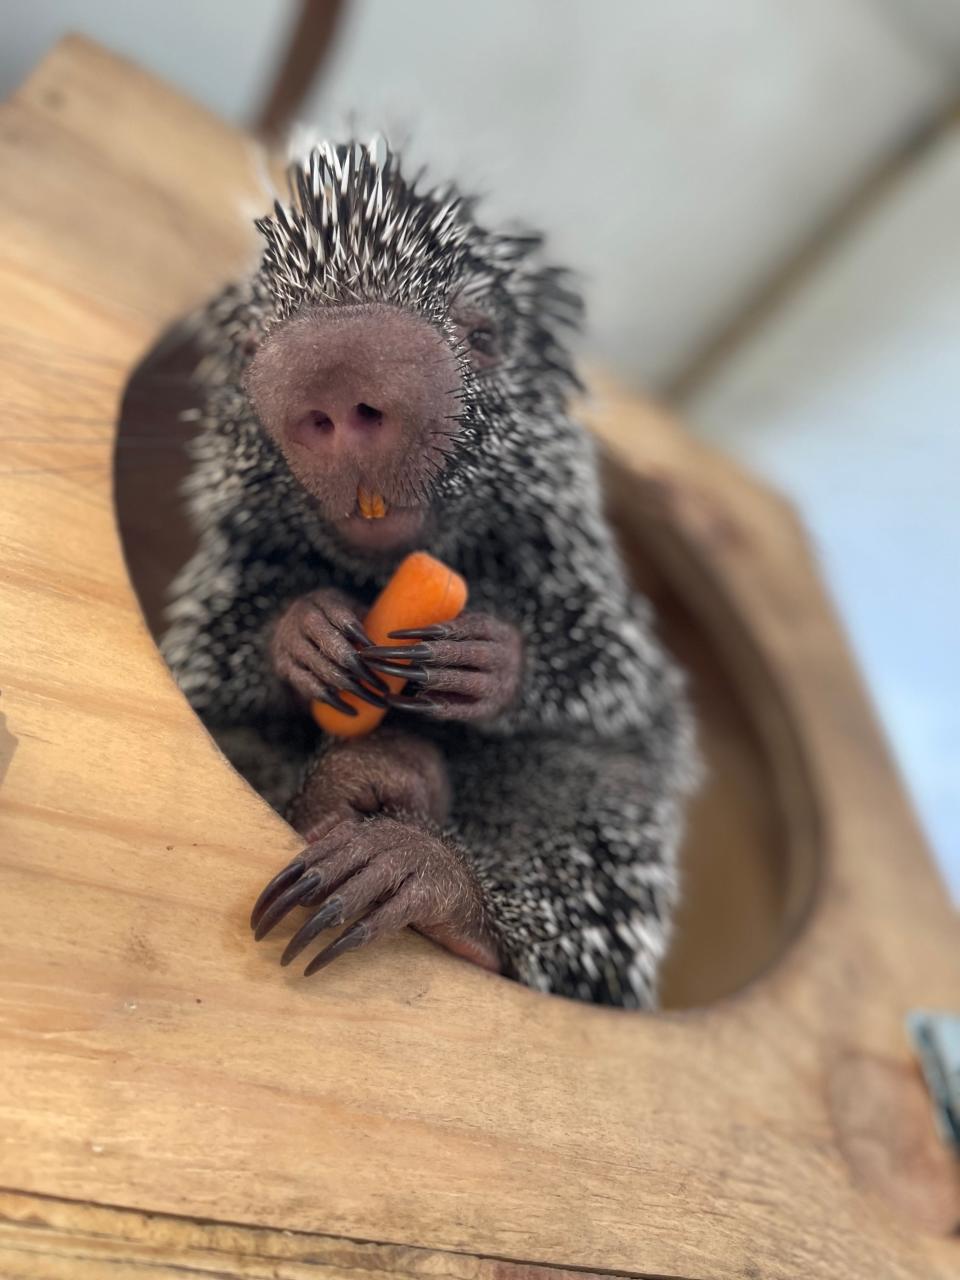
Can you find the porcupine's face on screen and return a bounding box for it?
[235,138,582,556]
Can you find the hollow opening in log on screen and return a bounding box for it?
[115,323,821,1010]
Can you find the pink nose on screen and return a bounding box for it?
[246,302,461,463]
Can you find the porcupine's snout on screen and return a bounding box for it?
[246,303,462,552]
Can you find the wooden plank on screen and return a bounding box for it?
[0,37,958,1280]
[0,1189,618,1280]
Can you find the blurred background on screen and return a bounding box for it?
[3,0,958,899]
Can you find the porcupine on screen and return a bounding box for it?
[161,137,698,1008]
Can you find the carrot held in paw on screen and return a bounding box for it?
[311,551,468,737]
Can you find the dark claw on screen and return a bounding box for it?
[249,857,304,929]
[345,651,389,692]
[388,625,450,640]
[315,687,359,716]
[340,676,389,710]
[342,620,373,649]
[253,869,322,941]
[387,693,440,714]
[361,643,431,661]
[280,897,345,966]
[303,922,367,976]
[364,658,428,683]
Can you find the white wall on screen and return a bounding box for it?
[0,0,295,124]
[689,134,960,899]
[306,0,951,386]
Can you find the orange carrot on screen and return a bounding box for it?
[311,551,468,737]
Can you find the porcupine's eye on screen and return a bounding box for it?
[467,324,497,357]
[454,310,501,371]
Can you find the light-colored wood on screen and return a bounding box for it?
[1,37,958,1280]
[0,1189,616,1280]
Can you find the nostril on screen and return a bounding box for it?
[307,410,334,434]
[353,402,383,428]
[288,410,335,451]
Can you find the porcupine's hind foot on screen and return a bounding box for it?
[248,727,498,975]
[249,813,499,976]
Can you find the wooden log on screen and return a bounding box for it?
[0,36,957,1280]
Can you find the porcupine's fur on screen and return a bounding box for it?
[162,137,698,1008]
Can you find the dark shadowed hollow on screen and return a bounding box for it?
[114,323,821,1010]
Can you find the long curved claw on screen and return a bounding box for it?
[250,857,304,930]
[344,650,390,693]
[387,625,450,640]
[342,620,373,649]
[280,897,344,966]
[340,675,389,709]
[303,923,367,976]
[253,869,322,941]
[363,658,428,683]
[361,643,431,662]
[314,687,360,716]
[298,875,417,976]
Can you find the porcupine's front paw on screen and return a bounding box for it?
[249,816,499,976]
[360,613,522,723]
[269,588,388,716]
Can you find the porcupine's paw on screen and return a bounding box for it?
[249,816,499,976]
[360,612,522,723]
[268,587,388,715]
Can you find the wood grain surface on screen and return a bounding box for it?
[1,37,958,1280]
[0,1188,621,1280]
